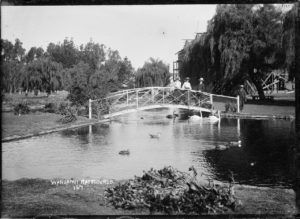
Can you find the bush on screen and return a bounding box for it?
[57,106,77,124]
[201,102,212,109]
[225,102,237,113]
[105,166,238,214]
[67,86,89,107]
[13,102,30,115]
[44,102,57,113]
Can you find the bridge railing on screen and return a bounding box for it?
[88,87,239,119]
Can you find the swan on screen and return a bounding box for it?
[228,140,242,147]
[208,110,220,122]
[119,149,130,155]
[189,115,202,121]
[215,144,229,150]
[149,133,161,139]
[215,140,242,150]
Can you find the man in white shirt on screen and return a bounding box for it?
[182,77,192,90]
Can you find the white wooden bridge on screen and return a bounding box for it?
[88,87,239,119]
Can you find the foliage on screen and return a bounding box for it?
[136,58,170,87]
[1,39,26,93]
[105,166,237,214]
[22,57,63,94]
[225,102,237,113]
[57,106,77,123]
[67,85,89,107]
[44,102,57,113]
[179,4,289,99]
[2,37,136,104]
[46,38,80,69]
[282,5,296,80]
[13,102,30,115]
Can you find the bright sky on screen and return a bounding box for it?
[2,5,217,70]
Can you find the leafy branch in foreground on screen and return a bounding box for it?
[105,166,238,214]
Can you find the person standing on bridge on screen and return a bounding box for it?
[197,78,205,106]
[237,84,247,111]
[172,77,182,103]
[182,77,192,90]
[174,77,181,89]
[198,78,205,92]
[182,77,192,105]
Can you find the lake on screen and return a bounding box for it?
[2,108,295,188]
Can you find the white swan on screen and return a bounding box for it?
[208,110,220,122]
[215,140,242,150]
[189,115,202,121]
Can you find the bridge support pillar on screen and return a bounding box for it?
[237,95,240,113]
[89,99,92,119]
[210,94,213,106]
[136,90,139,108]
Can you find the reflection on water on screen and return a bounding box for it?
[2,108,295,188]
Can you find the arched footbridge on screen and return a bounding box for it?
[88,87,239,119]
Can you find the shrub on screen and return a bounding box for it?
[225,102,237,113]
[13,102,30,115]
[201,102,212,109]
[57,106,77,124]
[44,102,57,113]
[57,102,69,115]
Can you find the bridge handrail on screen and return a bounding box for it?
[91,86,237,102]
[88,86,240,119]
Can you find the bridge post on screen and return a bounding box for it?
[237,95,240,113]
[210,94,213,106]
[88,99,92,119]
[163,88,165,104]
[136,89,139,108]
[151,87,154,103]
[126,90,129,106]
[188,90,190,106]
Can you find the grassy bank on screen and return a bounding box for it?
[2,91,69,109]
[1,178,296,217]
[2,112,96,140]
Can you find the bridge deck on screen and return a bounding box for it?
[103,104,211,118]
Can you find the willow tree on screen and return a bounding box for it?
[178,4,285,98]
[23,57,63,94]
[135,58,170,88]
[1,39,26,93]
[282,4,297,80]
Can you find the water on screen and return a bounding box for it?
[2,108,295,188]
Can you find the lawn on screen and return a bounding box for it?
[1,112,96,140]
[1,178,296,217]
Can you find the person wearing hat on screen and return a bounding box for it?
[174,77,181,89]
[198,77,205,92]
[182,77,192,90]
[237,84,247,111]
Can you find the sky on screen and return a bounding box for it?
[1,5,217,70]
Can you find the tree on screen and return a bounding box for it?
[25,47,45,63]
[46,38,79,68]
[79,40,106,71]
[23,57,63,95]
[282,4,297,80]
[178,4,285,98]
[135,58,170,87]
[1,39,26,92]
